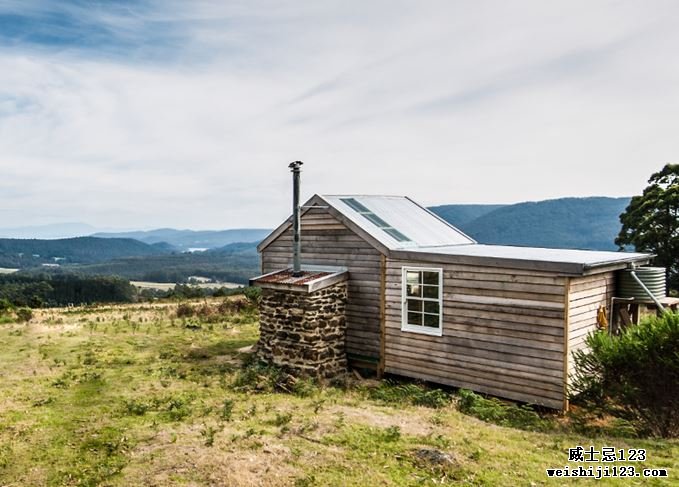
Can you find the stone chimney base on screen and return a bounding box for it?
[251,270,348,380]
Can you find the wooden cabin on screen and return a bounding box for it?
[257,194,651,410]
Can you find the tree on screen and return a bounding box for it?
[616,163,679,289]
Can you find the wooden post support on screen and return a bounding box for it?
[377,254,387,379]
[562,277,571,412]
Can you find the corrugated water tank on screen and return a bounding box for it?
[617,267,666,300]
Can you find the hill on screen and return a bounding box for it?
[430,197,630,250]
[428,204,505,228]
[57,241,260,284]
[92,228,271,250]
[0,237,170,268]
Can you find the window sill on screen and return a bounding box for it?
[400,325,442,337]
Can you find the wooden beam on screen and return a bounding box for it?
[378,254,387,379]
[562,277,571,412]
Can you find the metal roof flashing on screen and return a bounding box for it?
[250,267,348,293]
[394,244,652,275]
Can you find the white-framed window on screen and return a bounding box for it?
[401,266,443,336]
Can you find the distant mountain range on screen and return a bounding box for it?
[0,196,633,282]
[91,228,270,250]
[0,236,170,268]
[430,196,631,251]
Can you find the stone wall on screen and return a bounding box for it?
[256,282,347,379]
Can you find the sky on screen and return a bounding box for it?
[1,0,678,230]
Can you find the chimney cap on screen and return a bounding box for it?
[288,160,303,170]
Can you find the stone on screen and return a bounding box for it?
[254,280,348,379]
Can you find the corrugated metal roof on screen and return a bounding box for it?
[258,193,652,274]
[401,244,650,269]
[320,195,475,250]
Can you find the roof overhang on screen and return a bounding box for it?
[390,248,653,276]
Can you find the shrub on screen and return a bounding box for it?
[0,298,14,313]
[368,381,451,409]
[243,286,261,305]
[457,389,549,431]
[570,312,679,438]
[16,307,33,322]
[175,303,194,318]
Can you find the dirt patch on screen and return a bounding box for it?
[327,404,435,437]
[125,426,300,486]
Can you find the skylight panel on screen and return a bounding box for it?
[340,197,412,243]
[384,227,410,242]
[362,212,390,228]
[341,198,371,213]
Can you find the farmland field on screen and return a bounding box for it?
[0,299,676,486]
[131,281,242,291]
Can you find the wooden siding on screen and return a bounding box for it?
[384,259,568,409]
[566,272,615,379]
[261,208,382,360]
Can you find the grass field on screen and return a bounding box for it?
[0,299,676,486]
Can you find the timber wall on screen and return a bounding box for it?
[260,208,382,362]
[566,272,615,379]
[384,259,568,409]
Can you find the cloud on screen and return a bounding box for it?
[0,1,678,229]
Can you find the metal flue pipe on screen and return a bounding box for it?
[289,161,303,277]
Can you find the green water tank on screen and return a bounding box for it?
[617,267,666,300]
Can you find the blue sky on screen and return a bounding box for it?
[1,0,678,229]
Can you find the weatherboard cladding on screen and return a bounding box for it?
[260,208,383,360]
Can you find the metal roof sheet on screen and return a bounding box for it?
[320,195,475,250]
[402,244,650,269]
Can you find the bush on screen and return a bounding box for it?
[457,389,549,431]
[243,286,261,305]
[368,381,451,409]
[570,312,679,438]
[175,303,194,318]
[0,298,14,313]
[16,307,33,322]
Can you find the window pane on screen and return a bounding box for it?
[422,271,439,285]
[407,299,422,312]
[423,285,439,299]
[340,197,370,213]
[362,212,390,228]
[406,271,421,297]
[406,271,421,285]
[407,312,422,327]
[423,313,439,328]
[384,227,411,242]
[424,301,439,314]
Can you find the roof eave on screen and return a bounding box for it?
[390,249,654,276]
[582,253,653,272]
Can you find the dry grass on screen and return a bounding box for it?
[0,300,676,486]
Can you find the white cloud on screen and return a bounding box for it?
[0,0,678,228]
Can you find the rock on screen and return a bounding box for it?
[412,448,457,467]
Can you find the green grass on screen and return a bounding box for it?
[0,299,676,486]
